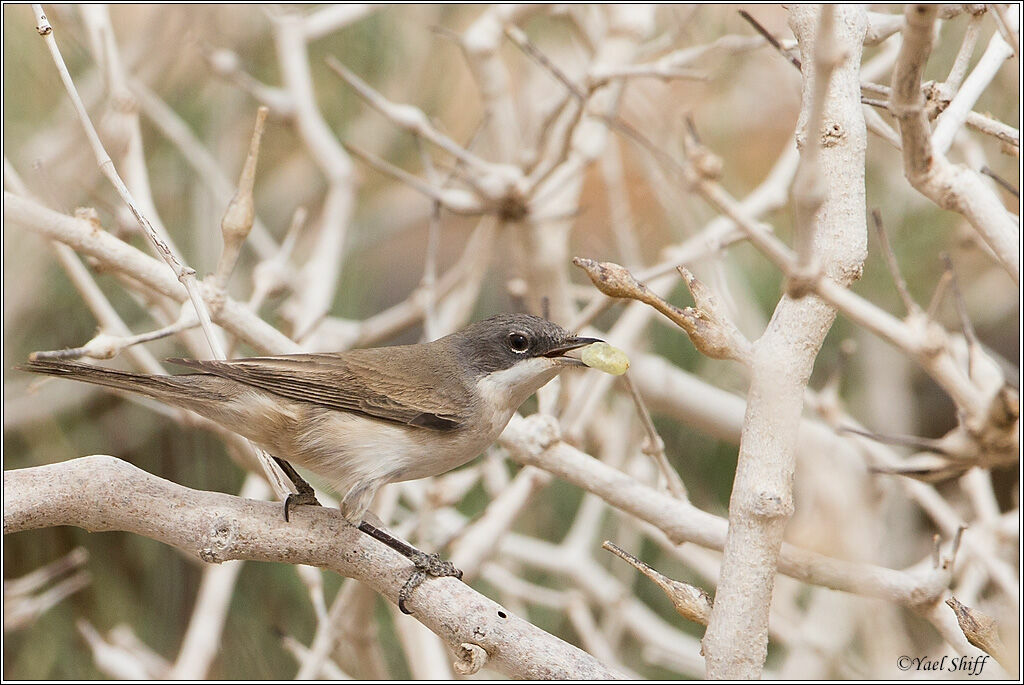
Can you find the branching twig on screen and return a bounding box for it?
[891,4,1019,284]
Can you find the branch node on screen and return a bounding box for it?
[453,642,489,675]
[784,264,820,299]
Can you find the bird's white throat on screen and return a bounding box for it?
[474,356,563,419]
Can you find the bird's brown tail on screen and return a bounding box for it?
[19,359,228,405]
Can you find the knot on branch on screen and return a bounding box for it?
[680,118,722,180]
[922,81,951,120]
[199,515,238,563]
[74,207,104,233]
[641,435,666,459]
[517,414,561,458]
[964,386,1020,463]
[821,121,845,147]
[691,146,723,180]
[749,490,793,520]
[495,190,529,223]
[986,386,1019,431]
[453,642,489,675]
[907,314,947,358]
[200,279,227,317]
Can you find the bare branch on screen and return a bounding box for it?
[4,456,626,680]
[890,4,1019,283]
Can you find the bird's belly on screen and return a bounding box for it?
[390,426,493,482]
[277,407,496,491]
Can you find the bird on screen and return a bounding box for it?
[22,313,602,611]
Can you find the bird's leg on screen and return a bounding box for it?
[356,521,463,614]
[273,457,322,522]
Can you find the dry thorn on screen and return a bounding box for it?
[602,541,713,626]
[129,79,281,259]
[944,524,967,570]
[945,596,1015,674]
[215,106,269,290]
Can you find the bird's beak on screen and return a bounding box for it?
[543,336,603,364]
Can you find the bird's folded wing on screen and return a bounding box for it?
[167,352,469,431]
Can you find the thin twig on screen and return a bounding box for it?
[979,166,1019,197]
[620,373,687,500]
[942,254,981,380]
[871,208,920,316]
[738,10,801,69]
[925,269,953,322]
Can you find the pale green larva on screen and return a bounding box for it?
[580,342,630,375]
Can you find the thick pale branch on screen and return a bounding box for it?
[702,6,868,678]
[500,414,952,608]
[3,456,625,681]
[704,6,872,679]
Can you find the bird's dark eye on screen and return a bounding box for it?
[508,332,530,353]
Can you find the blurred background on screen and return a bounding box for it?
[3,4,1019,679]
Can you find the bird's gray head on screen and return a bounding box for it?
[448,314,600,378]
